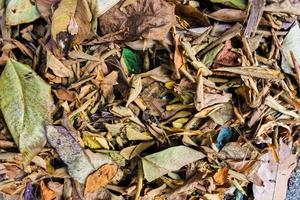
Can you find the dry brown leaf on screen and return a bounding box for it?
[37,0,60,19]
[173,34,184,79]
[54,88,76,102]
[126,75,142,107]
[73,0,93,43]
[85,164,118,193]
[47,51,74,77]
[40,180,56,200]
[175,4,210,27]
[209,9,246,22]
[101,71,118,103]
[213,168,229,186]
[214,40,240,67]
[99,0,176,41]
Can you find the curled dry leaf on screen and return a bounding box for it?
[85,164,118,193]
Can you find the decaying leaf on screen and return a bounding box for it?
[51,0,77,42]
[85,164,118,193]
[142,146,205,182]
[99,0,176,41]
[46,125,112,183]
[2,0,300,199]
[0,60,53,162]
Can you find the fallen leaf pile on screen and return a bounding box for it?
[0,0,300,199]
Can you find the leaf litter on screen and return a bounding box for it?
[0,0,300,200]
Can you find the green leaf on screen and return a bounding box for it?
[281,22,300,74]
[122,48,141,74]
[46,126,112,183]
[201,44,224,67]
[0,59,53,162]
[142,146,205,182]
[6,0,41,26]
[210,0,247,10]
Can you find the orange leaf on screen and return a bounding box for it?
[173,34,184,79]
[213,168,229,185]
[85,164,118,193]
[40,180,56,200]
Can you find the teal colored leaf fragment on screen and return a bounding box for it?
[122,48,141,74]
[0,59,53,163]
[217,127,234,149]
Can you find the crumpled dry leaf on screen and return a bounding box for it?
[126,75,142,107]
[47,51,74,77]
[142,146,205,182]
[101,71,118,103]
[99,0,176,41]
[85,164,118,193]
[253,141,297,200]
[0,59,53,163]
[6,0,41,26]
[46,125,113,183]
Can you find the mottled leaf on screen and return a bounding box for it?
[0,59,53,162]
[6,0,41,26]
[46,125,112,183]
